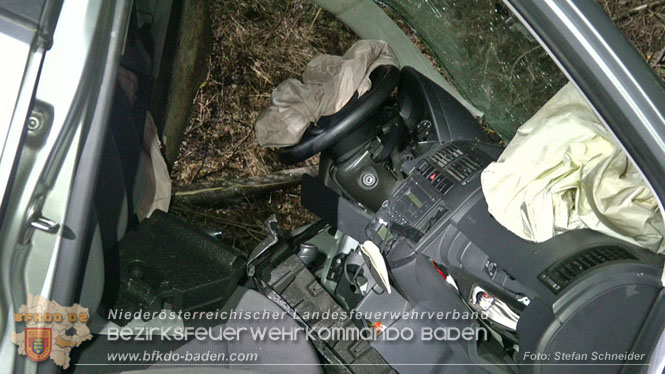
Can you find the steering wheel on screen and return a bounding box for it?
[279,65,401,165]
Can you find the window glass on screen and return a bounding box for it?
[382,0,567,140]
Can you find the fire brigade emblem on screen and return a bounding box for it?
[25,328,52,362]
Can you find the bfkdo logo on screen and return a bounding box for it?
[10,294,93,369]
[25,328,52,362]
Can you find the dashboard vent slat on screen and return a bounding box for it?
[429,144,463,168]
[447,156,482,182]
[539,246,638,294]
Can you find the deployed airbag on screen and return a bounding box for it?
[255,39,398,147]
[481,83,665,253]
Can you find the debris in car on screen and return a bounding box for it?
[170,0,358,251]
[173,166,317,205]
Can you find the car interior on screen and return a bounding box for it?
[48,1,665,374]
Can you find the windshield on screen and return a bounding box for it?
[381,0,567,140]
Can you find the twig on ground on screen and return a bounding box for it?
[173,166,318,205]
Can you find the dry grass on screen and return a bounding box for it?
[601,0,665,79]
[170,0,357,251]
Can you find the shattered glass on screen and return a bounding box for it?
[381,0,567,140]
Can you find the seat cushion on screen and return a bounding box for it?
[148,288,322,374]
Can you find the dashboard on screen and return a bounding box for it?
[302,65,664,373]
[360,138,663,373]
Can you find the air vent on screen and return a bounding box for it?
[415,142,492,192]
[429,144,464,168]
[416,160,455,194]
[432,175,454,194]
[539,246,638,294]
[447,156,481,182]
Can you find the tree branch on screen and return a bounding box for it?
[173,166,317,205]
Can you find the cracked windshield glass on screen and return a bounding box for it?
[382,0,567,140]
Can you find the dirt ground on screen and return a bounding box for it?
[169,0,357,251]
[601,0,665,79]
[171,0,665,252]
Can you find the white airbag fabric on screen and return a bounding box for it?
[481,83,665,253]
[255,39,398,147]
[360,240,391,294]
